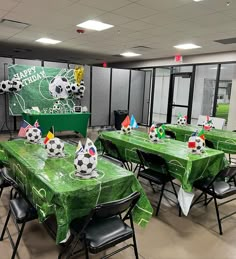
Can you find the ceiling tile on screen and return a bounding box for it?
[112,3,158,19]
[0,0,19,11]
[136,0,191,11]
[93,13,133,26]
[199,0,236,11]
[78,0,131,11]
[119,20,155,31]
[141,12,183,26]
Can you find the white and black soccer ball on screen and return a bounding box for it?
[0,80,12,93]
[192,136,205,154]
[149,128,159,143]
[203,120,215,129]
[74,152,97,175]
[26,127,42,143]
[121,125,131,134]
[45,138,64,157]
[177,117,187,126]
[49,76,70,99]
[52,101,62,113]
[10,79,23,92]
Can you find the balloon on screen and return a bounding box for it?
[74,66,84,85]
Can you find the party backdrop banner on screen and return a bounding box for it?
[8,64,76,115]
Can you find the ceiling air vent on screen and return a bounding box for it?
[0,19,30,29]
[214,37,236,44]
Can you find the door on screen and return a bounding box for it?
[167,72,194,124]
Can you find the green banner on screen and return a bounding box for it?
[8,64,76,115]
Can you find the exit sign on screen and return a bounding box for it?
[175,55,183,62]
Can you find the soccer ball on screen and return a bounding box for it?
[26,127,42,143]
[74,152,97,175]
[203,120,215,129]
[10,79,23,92]
[45,138,64,157]
[177,117,187,126]
[52,101,62,113]
[149,128,159,143]
[49,76,70,99]
[71,82,85,99]
[0,80,12,93]
[121,125,131,134]
[192,136,205,154]
[65,84,73,96]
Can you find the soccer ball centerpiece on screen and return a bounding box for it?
[188,130,205,154]
[121,125,131,134]
[49,76,70,99]
[70,80,86,99]
[45,137,65,157]
[177,114,187,126]
[149,125,159,143]
[74,138,98,179]
[26,127,42,143]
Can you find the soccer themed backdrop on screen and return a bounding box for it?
[8,64,85,115]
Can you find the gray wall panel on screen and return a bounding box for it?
[44,61,68,68]
[91,67,111,126]
[0,58,13,131]
[129,70,145,123]
[142,71,152,125]
[81,65,90,112]
[110,68,129,125]
[15,59,42,66]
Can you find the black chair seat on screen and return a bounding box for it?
[71,216,133,254]
[138,168,171,185]
[10,198,37,224]
[101,155,124,167]
[194,179,236,199]
[0,177,11,188]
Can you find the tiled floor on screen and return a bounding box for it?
[1,130,236,259]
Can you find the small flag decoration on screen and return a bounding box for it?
[44,126,55,144]
[121,115,130,128]
[157,125,166,139]
[130,115,138,129]
[188,130,205,154]
[34,120,40,128]
[18,120,33,137]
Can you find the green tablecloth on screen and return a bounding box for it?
[22,112,90,137]
[0,140,152,244]
[97,130,227,193]
[165,124,236,154]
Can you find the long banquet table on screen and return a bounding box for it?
[0,139,153,244]
[97,130,228,215]
[165,124,236,154]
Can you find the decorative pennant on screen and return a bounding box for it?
[157,125,166,139]
[130,115,138,129]
[18,120,33,137]
[44,126,55,144]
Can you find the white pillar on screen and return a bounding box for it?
[227,78,236,130]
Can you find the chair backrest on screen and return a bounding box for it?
[136,149,167,173]
[92,192,140,219]
[197,115,225,129]
[205,139,214,149]
[165,130,176,139]
[99,138,122,160]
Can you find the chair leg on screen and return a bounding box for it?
[0,188,3,198]
[213,196,223,235]
[84,239,89,259]
[170,180,181,217]
[0,209,11,241]
[156,183,165,216]
[11,222,26,259]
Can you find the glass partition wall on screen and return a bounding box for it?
[151,63,236,127]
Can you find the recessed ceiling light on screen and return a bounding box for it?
[120,52,142,57]
[35,38,61,44]
[174,43,202,50]
[77,20,114,31]
[193,0,204,2]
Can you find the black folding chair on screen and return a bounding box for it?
[136,149,181,216]
[205,139,214,149]
[165,130,176,140]
[0,168,38,259]
[0,163,11,198]
[58,192,141,259]
[99,138,132,170]
[191,167,236,235]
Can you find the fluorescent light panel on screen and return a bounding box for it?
[35,38,61,44]
[77,20,113,31]
[120,52,141,57]
[174,43,201,49]
[193,0,204,2]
